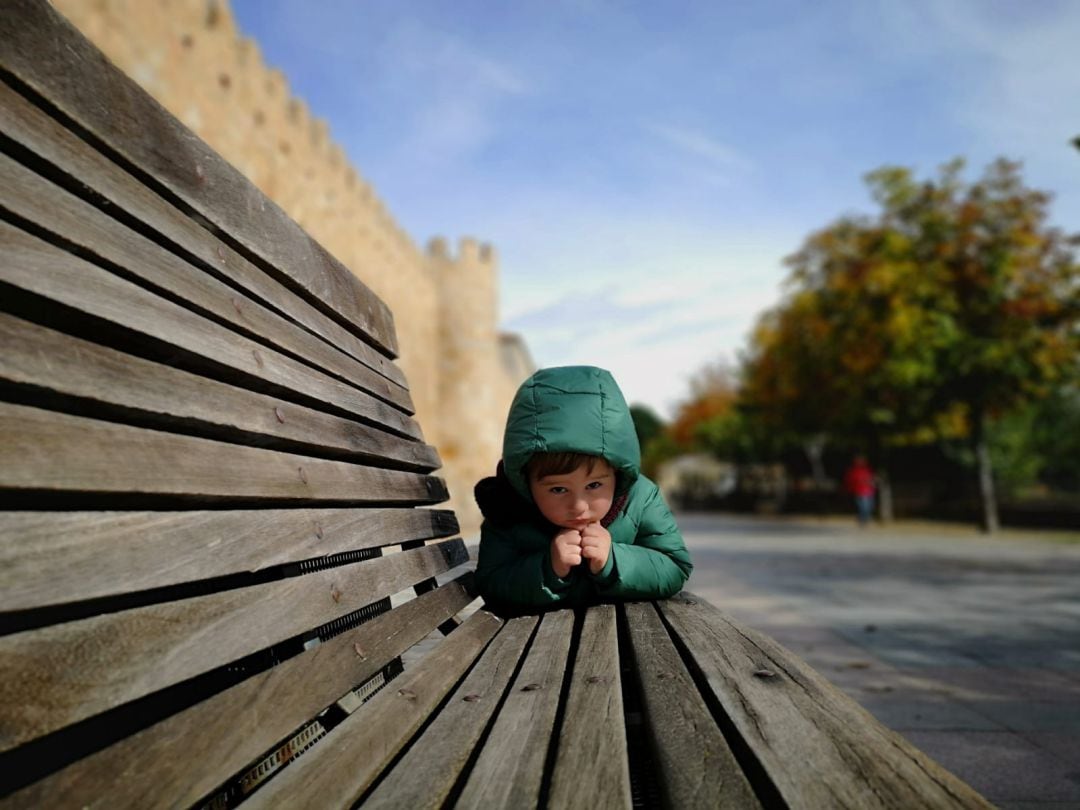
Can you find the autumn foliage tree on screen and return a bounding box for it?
[741,158,1079,531]
[668,363,738,448]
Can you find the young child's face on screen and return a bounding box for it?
[528,458,615,530]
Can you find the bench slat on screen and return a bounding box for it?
[1,221,422,440]
[0,402,445,502]
[5,575,476,809]
[0,539,466,751]
[0,150,412,413]
[455,609,574,808]
[658,593,993,810]
[0,507,456,613]
[0,313,438,477]
[363,615,538,810]
[0,0,400,357]
[0,79,408,391]
[624,602,761,809]
[247,609,504,809]
[548,605,631,810]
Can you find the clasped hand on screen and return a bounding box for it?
[550,523,611,578]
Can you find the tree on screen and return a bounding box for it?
[741,158,1079,531]
[867,159,1079,531]
[667,362,738,449]
[741,217,950,517]
[629,404,664,450]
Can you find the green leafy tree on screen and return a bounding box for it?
[741,158,1079,531]
[867,159,1079,530]
[629,404,664,451]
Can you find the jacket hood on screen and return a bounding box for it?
[501,365,641,501]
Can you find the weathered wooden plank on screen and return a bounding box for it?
[0,539,468,752]
[0,0,399,357]
[0,506,457,613]
[455,609,575,808]
[246,609,504,809]
[0,220,422,439]
[0,151,412,413]
[0,79,409,390]
[0,313,437,477]
[5,575,477,809]
[363,616,538,810]
[0,402,445,503]
[658,593,994,810]
[548,605,631,810]
[624,602,761,809]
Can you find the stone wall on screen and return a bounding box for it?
[52,0,530,531]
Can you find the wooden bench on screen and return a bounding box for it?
[1,3,993,807]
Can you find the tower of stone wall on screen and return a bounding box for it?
[50,0,528,532]
[427,238,509,528]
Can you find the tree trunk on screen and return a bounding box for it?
[877,469,894,523]
[972,410,1000,533]
[803,435,828,488]
[871,438,893,524]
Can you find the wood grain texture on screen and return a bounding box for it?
[0,150,412,413]
[0,220,422,440]
[658,593,994,810]
[0,506,457,613]
[0,0,399,356]
[0,539,467,752]
[548,605,632,810]
[0,79,409,390]
[623,602,761,809]
[5,575,478,810]
[363,616,538,810]
[247,609,504,809]
[455,609,575,809]
[0,402,446,503]
[0,313,438,475]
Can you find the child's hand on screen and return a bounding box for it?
[550,528,583,578]
[580,523,611,575]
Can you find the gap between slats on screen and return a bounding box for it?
[0,60,399,360]
[0,508,457,614]
[0,312,439,473]
[650,598,788,809]
[0,221,420,441]
[0,134,412,413]
[0,81,408,390]
[2,573,479,805]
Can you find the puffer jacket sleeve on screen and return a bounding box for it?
[596,480,692,600]
[475,521,577,610]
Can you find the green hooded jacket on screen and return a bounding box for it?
[474,366,692,613]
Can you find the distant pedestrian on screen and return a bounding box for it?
[843,455,876,526]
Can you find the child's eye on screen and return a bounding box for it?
[549,486,568,494]
[586,481,604,490]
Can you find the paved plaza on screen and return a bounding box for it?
[680,512,1080,809]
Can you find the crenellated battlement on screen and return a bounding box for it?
[51,0,532,533]
[427,236,498,267]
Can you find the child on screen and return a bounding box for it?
[474,365,692,614]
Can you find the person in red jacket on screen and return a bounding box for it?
[843,455,876,526]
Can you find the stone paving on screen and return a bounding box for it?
[678,512,1080,809]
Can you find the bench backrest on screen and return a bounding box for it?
[0,2,480,805]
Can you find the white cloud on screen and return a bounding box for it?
[850,0,1080,222]
[377,22,528,162]
[501,227,787,418]
[645,123,755,186]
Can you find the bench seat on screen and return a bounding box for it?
[0,2,992,807]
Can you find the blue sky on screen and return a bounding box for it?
[232,0,1080,418]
